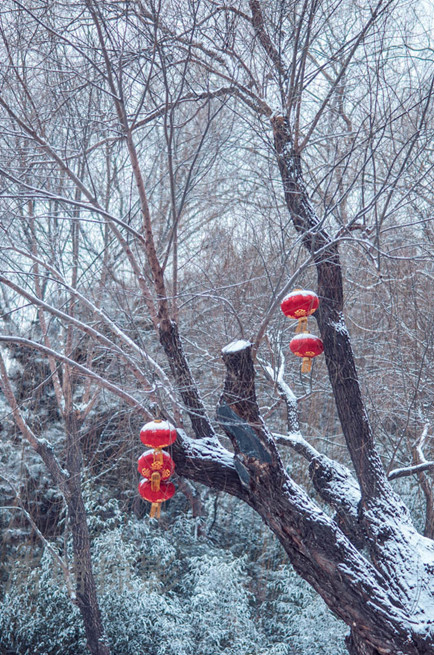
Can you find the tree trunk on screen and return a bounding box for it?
[159,319,214,438]
[65,414,110,655]
[346,630,381,655]
[271,114,388,501]
[214,342,434,655]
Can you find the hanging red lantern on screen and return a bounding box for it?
[138,480,176,518]
[289,333,324,373]
[281,289,319,332]
[138,449,175,481]
[138,418,177,519]
[140,419,177,449]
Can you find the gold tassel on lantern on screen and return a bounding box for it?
[296,316,308,334]
[301,357,312,373]
[151,471,161,492]
[153,448,164,467]
[150,503,161,519]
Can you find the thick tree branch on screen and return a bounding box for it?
[275,431,365,548]
[214,341,433,655]
[172,429,246,500]
[249,0,287,82]
[271,114,434,614]
[159,321,216,438]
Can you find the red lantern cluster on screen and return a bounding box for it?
[138,419,177,518]
[281,289,323,373]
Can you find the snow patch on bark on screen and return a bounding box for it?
[363,500,434,622]
[176,428,234,468]
[328,313,349,336]
[222,339,252,354]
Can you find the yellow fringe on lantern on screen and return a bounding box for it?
[301,357,312,373]
[150,503,161,519]
[153,449,164,466]
[151,471,161,492]
[296,317,308,333]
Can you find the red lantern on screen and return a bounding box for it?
[281,289,319,332]
[289,333,324,373]
[140,419,177,449]
[138,480,176,518]
[138,418,177,518]
[138,449,175,481]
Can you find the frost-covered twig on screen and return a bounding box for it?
[0,337,151,415]
[389,425,433,480]
[0,272,173,402]
[388,461,434,481]
[1,475,75,601]
[1,249,176,403]
[0,352,69,495]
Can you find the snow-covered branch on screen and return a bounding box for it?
[388,461,434,480]
[1,249,176,401]
[0,336,151,414]
[388,426,433,500]
[0,475,75,601]
[0,273,172,400]
[0,351,69,495]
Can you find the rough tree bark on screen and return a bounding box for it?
[159,320,215,438]
[168,117,434,655]
[64,413,110,655]
[1,3,432,654]
[210,343,433,655]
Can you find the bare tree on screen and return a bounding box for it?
[1,1,433,655]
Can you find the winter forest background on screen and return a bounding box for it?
[0,1,433,654]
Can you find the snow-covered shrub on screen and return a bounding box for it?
[0,489,348,655]
[183,553,262,655]
[0,551,87,655]
[259,565,347,655]
[92,526,192,655]
[201,493,347,655]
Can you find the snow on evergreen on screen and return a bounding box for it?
[0,494,347,655]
